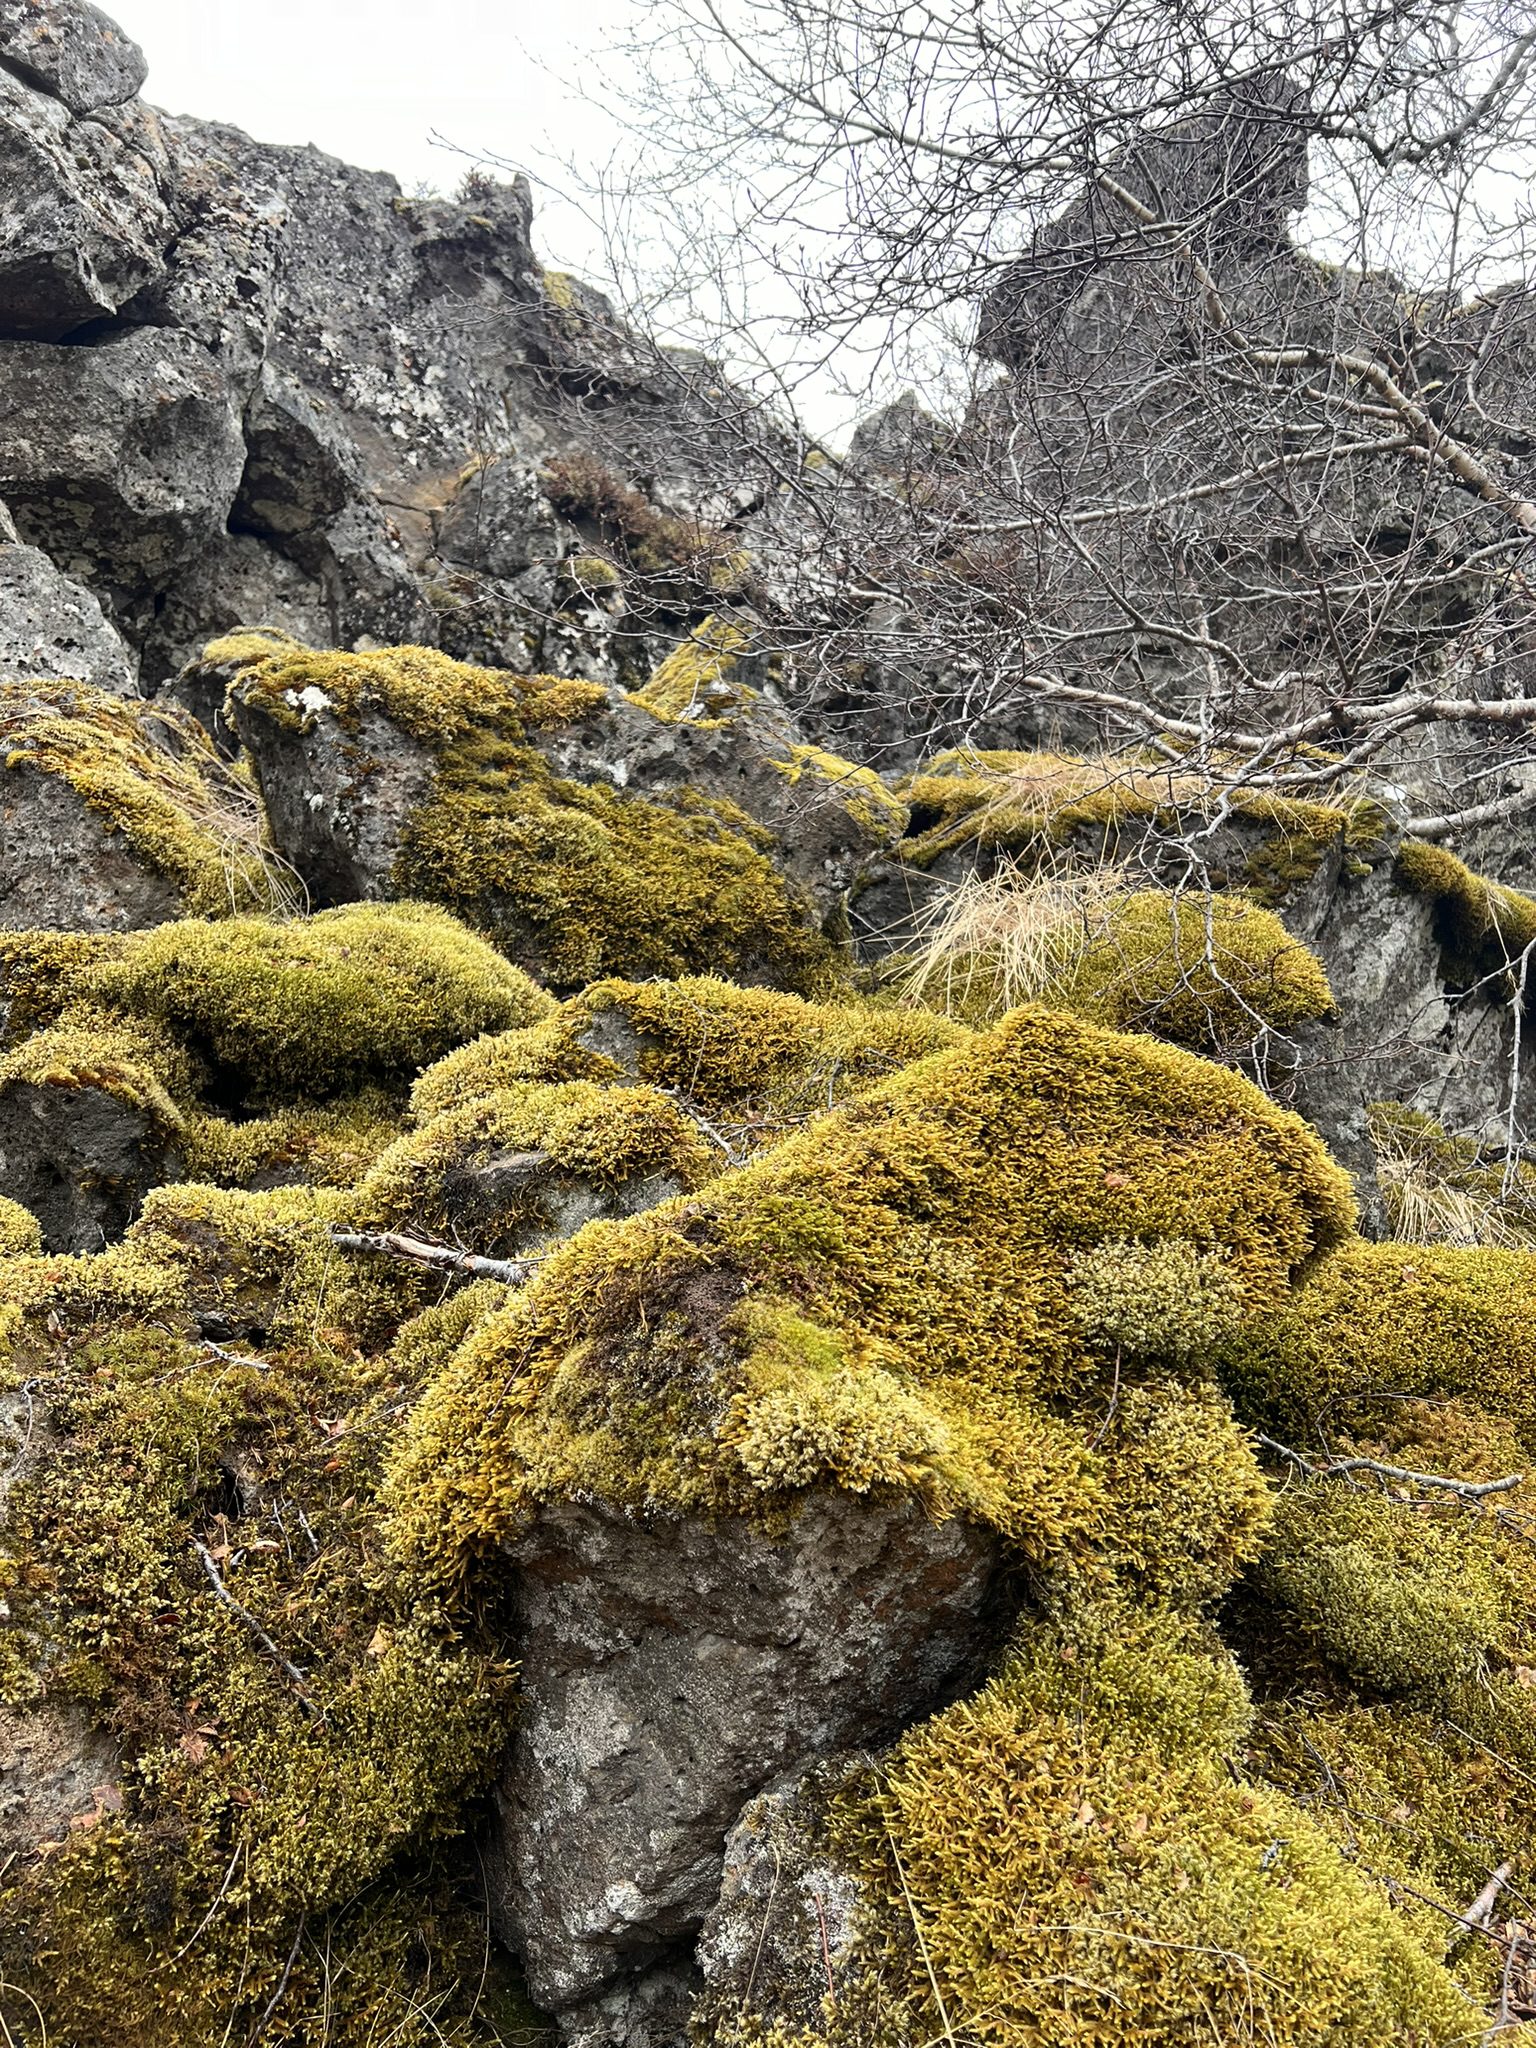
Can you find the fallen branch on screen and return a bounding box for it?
[192,1539,316,1712]
[1464,1861,1516,1935]
[328,1228,535,1286]
[1255,1434,1524,1503]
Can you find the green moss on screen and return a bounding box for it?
[81,902,551,1107]
[0,929,128,1044]
[181,1093,401,1189]
[1067,1235,1249,1362]
[0,1013,190,1130]
[386,1003,1354,1583]
[770,744,909,840]
[631,614,753,722]
[0,1195,41,1256]
[351,1080,716,1247]
[1045,889,1335,1051]
[411,976,971,1129]
[896,747,1390,894]
[0,683,285,917]
[1395,838,1536,993]
[218,642,839,994]
[795,1606,1478,2048]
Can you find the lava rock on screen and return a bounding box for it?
[488,1491,1006,2041]
[0,1072,183,1251]
[0,327,246,595]
[232,363,365,543]
[0,63,171,338]
[0,0,147,115]
[0,541,135,689]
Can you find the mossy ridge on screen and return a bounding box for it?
[896,746,1391,894]
[351,1079,717,1246]
[0,1296,527,2046]
[181,1091,402,1190]
[386,1002,1354,1585]
[631,613,753,722]
[74,900,550,1110]
[782,1606,1480,2048]
[0,1008,195,1126]
[0,683,285,918]
[0,929,128,1045]
[217,639,841,993]
[410,974,972,1130]
[770,743,909,840]
[1396,838,1536,995]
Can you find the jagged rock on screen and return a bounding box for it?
[0,0,146,115]
[0,328,245,595]
[436,457,571,581]
[231,363,364,543]
[141,536,337,702]
[0,541,135,688]
[0,760,184,929]
[0,1071,183,1250]
[488,1492,1005,2041]
[0,63,172,338]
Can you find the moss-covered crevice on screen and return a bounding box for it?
[1395,837,1536,995]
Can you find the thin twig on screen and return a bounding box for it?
[1255,1434,1523,1502]
[1464,1862,1515,1935]
[328,1229,536,1286]
[192,1541,316,1713]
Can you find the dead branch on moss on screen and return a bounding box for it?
[192,1539,317,1713]
[1464,1861,1516,1934]
[328,1228,536,1287]
[1255,1434,1524,1503]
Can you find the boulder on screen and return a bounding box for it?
[436,457,570,581]
[0,1068,183,1250]
[0,328,245,595]
[489,1492,1004,2042]
[231,362,365,543]
[0,541,135,689]
[0,0,147,115]
[0,63,172,338]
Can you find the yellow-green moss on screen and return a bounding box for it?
[800,1606,1478,2048]
[181,1093,401,1189]
[0,684,284,917]
[896,746,1390,892]
[351,1080,716,1245]
[1052,889,1336,1050]
[411,976,971,1128]
[1067,1235,1249,1361]
[1395,838,1536,992]
[631,614,753,722]
[386,1004,1354,1583]
[0,929,128,1044]
[0,1013,189,1130]
[770,744,909,840]
[0,1194,41,1256]
[217,642,839,993]
[81,902,551,1107]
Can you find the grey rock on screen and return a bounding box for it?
[0,759,183,929]
[0,1072,183,1250]
[0,1700,120,1858]
[437,458,570,581]
[0,541,135,688]
[0,64,172,338]
[0,327,245,595]
[232,363,364,542]
[489,1491,1005,2037]
[0,0,147,114]
[696,1764,870,2040]
[140,535,336,698]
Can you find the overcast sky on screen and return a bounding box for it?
[107,0,626,275]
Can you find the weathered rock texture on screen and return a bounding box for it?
[491,1493,1006,2042]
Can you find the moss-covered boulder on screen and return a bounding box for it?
[0,683,284,931]
[209,637,896,991]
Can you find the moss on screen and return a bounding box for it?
[794,1606,1479,2048]
[631,614,753,721]
[770,744,909,840]
[1067,1235,1249,1362]
[1395,838,1536,994]
[540,450,723,578]
[219,642,839,994]
[386,1003,1353,1583]
[0,1013,190,1130]
[0,929,128,1044]
[81,902,551,1108]
[0,683,284,917]
[181,1093,401,1189]
[0,1195,41,1256]
[351,1080,716,1247]
[896,746,1390,893]
[411,976,971,1128]
[1048,889,1335,1051]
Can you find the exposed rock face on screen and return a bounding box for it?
[0,1701,120,1857]
[0,541,135,689]
[0,329,246,595]
[0,0,147,114]
[491,1493,1006,2043]
[0,763,183,929]
[0,1073,182,1249]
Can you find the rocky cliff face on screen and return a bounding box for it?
[5,10,1536,2048]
